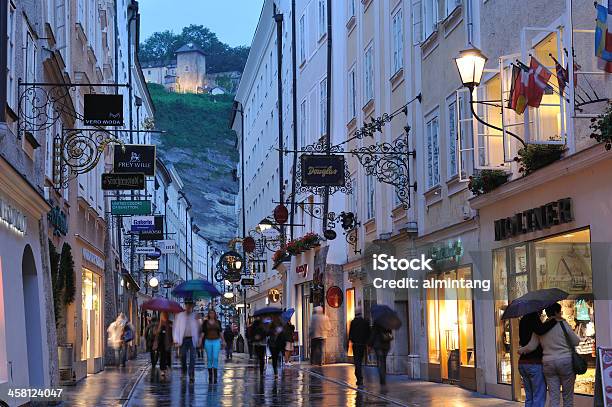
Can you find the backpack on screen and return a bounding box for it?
[123,324,134,342]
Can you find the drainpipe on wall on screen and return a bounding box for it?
[0,0,8,121]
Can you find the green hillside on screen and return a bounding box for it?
[149,83,238,246]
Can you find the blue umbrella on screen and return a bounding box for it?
[282,308,295,323]
[253,306,283,317]
[371,304,402,330]
[172,279,221,299]
[501,288,568,319]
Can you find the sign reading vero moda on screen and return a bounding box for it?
[113,145,156,176]
[84,94,124,126]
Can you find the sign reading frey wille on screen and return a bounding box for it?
[111,200,152,216]
[300,154,345,187]
[113,145,156,176]
[102,173,145,190]
[84,94,124,126]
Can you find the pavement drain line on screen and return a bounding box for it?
[120,363,151,406]
[290,366,413,407]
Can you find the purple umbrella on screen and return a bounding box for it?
[141,297,184,313]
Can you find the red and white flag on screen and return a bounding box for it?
[526,57,552,108]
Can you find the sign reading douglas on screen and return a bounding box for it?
[300,154,345,187]
[114,145,156,176]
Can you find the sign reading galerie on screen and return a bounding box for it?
[131,216,155,232]
[300,154,345,187]
[101,173,145,190]
[83,94,124,126]
[494,198,573,241]
[113,145,156,176]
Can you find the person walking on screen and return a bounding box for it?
[196,314,204,359]
[348,308,371,386]
[246,321,254,360]
[107,313,129,367]
[516,312,557,407]
[520,303,580,407]
[153,312,173,378]
[223,324,235,361]
[268,316,286,377]
[283,320,295,366]
[202,309,225,384]
[145,315,159,369]
[251,318,268,376]
[173,299,200,383]
[370,320,393,385]
[309,306,330,366]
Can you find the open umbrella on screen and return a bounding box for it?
[172,279,221,299]
[371,304,402,330]
[253,306,283,317]
[501,288,568,320]
[281,308,295,323]
[141,297,183,313]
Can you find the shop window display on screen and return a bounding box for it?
[493,229,594,396]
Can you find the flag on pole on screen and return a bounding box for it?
[595,0,612,73]
[526,57,553,108]
[509,64,529,114]
[554,60,569,95]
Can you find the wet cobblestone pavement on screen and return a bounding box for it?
[62,354,520,406]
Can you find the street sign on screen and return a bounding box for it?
[131,216,155,232]
[101,173,145,190]
[135,247,157,255]
[159,239,176,254]
[111,200,151,216]
[144,259,159,270]
[300,154,345,187]
[147,248,162,259]
[114,145,156,176]
[241,278,255,286]
[84,94,124,126]
[139,215,165,241]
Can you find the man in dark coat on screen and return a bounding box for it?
[347,308,371,386]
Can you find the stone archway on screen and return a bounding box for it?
[22,244,44,387]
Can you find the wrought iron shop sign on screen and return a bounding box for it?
[494,198,573,241]
[300,154,345,187]
[326,286,343,308]
[113,145,156,176]
[139,215,165,241]
[102,173,145,190]
[47,206,68,236]
[111,200,152,216]
[84,94,124,126]
[268,288,281,303]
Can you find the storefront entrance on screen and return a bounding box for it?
[493,228,595,399]
[346,288,355,357]
[296,282,313,360]
[426,266,476,390]
[81,269,102,373]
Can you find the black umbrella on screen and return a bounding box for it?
[501,288,568,320]
[371,304,402,330]
[253,306,283,317]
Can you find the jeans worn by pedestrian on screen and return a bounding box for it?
[352,344,366,385]
[375,349,388,385]
[115,343,127,366]
[518,364,547,407]
[180,336,196,377]
[543,357,575,407]
[311,338,324,365]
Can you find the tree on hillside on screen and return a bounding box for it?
[139,25,249,73]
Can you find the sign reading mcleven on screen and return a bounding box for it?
[301,154,345,187]
[494,197,573,241]
[102,173,145,190]
[114,145,156,176]
[84,94,124,126]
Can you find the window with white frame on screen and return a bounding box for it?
[364,46,374,104]
[423,0,439,39]
[318,0,327,39]
[426,114,440,188]
[392,9,404,74]
[348,67,357,120]
[7,1,16,109]
[299,15,306,64]
[366,174,375,219]
[445,0,460,18]
[24,29,37,120]
[447,97,458,178]
[320,78,327,136]
[349,0,356,18]
[300,100,307,148]
[350,173,358,214]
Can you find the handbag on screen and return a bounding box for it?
[559,321,587,375]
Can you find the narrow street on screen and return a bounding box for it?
[62,354,519,406]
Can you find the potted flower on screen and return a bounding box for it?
[272,248,289,264]
[514,144,565,175]
[590,102,612,150]
[300,232,321,249]
[468,169,510,196]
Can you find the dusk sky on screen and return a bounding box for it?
[139,0,265,47]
